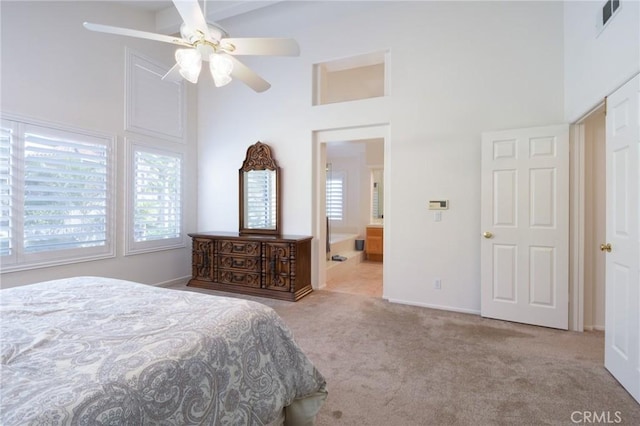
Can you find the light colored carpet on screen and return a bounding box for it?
[171,284,640,425]
[325,260,383,298]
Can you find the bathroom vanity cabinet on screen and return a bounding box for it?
[366,226,383,262]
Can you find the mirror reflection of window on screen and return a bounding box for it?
[244,170,276,230]
[372,182,380,218]
[371,169,383,220]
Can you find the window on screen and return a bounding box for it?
[326,171,345,222]
[126,142,184,254]
[1,117,114,271]
[0,127,12,257]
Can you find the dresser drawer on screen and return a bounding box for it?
[217,270,261,288]
[218,240,261,256]
[217,255,261,272]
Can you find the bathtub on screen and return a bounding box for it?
[329,233,358,245]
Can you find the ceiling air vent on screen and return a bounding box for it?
[597,0,621,35]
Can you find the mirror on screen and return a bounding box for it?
[239,142,281,235]
[371,168,383,222]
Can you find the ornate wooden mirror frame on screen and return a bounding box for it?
[239,142,281,235]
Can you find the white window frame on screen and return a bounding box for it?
[125,139,185,255]
[1,115,115,273]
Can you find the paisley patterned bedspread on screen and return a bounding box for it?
[0,277,327,425]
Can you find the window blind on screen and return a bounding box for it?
[326,174,344,221]
[0,127,12,257]
[1,118,114,270]
[23,131,108,253]
[133,149,182,243]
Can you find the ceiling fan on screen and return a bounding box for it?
[83,0,299,92]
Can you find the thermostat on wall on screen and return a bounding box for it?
[429,200,449,210]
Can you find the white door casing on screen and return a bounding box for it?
[481,124,570,329]
[604,74,640,404]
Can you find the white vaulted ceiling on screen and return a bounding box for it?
[117,1,283,34]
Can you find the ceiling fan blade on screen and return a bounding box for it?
[225,55,271,93]
[161,64,183,83]
[83,22,190,47]
[222,38,300,56]
[172,0,210,39]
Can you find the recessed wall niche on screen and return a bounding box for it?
[313,51,387,106]
[125,48,186,142]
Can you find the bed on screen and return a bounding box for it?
[0,276,327,425]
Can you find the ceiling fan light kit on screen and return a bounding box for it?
[175,48,202,83]
[83,0,300,92]
[209,54,233,87]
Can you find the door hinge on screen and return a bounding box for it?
[604,96,607,116]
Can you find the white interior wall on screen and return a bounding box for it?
[326,140,376,238]
[197,1,564,313]
[0,1,198,288]
[326,151,362,235]
[564,0,640,121]
[2,1,632,311]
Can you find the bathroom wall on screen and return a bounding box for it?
[326,139,383,238]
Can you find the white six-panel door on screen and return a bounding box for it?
[481,125,569,329]
[604,74,640,404]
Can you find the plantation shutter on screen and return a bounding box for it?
[22,126,109,253]
[133,149,182,242]
[326,172,344,221]
[0,125,12,256]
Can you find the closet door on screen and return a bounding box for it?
[604,74,640,404]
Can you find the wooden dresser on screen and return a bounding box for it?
[366,226,383,262]
[187,232,313,301]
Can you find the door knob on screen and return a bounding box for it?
[483,231,493,239]
[600,243,612,252]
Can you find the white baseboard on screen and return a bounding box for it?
[155,276,191,288]
[385,297,481,316]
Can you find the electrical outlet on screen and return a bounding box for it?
[434,279,442,290]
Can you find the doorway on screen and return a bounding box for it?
[570,104,607,332]
[313,125,389,298]
[580,106,606,331]
[324,139,383,297]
